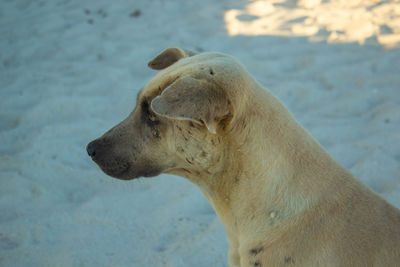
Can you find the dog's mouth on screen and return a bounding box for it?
[93,158,163,180]
[92,157,132,180]
[100,164,131,180]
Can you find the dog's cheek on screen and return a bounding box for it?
[172,123,217,168]
[132,125,177,176]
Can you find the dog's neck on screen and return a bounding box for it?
[173,89,353,246]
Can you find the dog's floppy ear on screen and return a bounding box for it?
[148,47,197,70]
[150,76,231,134]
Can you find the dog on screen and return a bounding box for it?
[87,47,400,266]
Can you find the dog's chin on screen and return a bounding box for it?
[101,165,162,180]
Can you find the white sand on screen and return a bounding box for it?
[0,0,399,266]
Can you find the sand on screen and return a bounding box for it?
[1,0,399,266]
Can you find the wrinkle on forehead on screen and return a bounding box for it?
[140,74,181,104]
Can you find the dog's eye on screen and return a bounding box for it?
[141,100,159,124]
[141,100,150,112]
[148,114,156,122]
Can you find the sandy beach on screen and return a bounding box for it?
[1,0,399,266]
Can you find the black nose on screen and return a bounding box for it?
[86,141,97,157]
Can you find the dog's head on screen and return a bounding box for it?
[87,47,250,180]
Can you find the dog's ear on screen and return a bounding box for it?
[150,76,232,134]
[148,47,197,70]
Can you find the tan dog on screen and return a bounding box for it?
[87,47,400,266]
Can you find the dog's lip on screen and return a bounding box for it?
[95,161,133,180]
[91,157,163,180]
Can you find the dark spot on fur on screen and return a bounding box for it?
[209,68,215,75]
[250,247,264,256]
[234,175,240,183]
[183,168,192,174]
[211,139,215,146]
[151,128,161,139]
[186,158,193,164]
[254,261,261,266]
[284,257,294,264]
[200,151,207,157]
[189,122,195,127]
[176,126,182,131]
